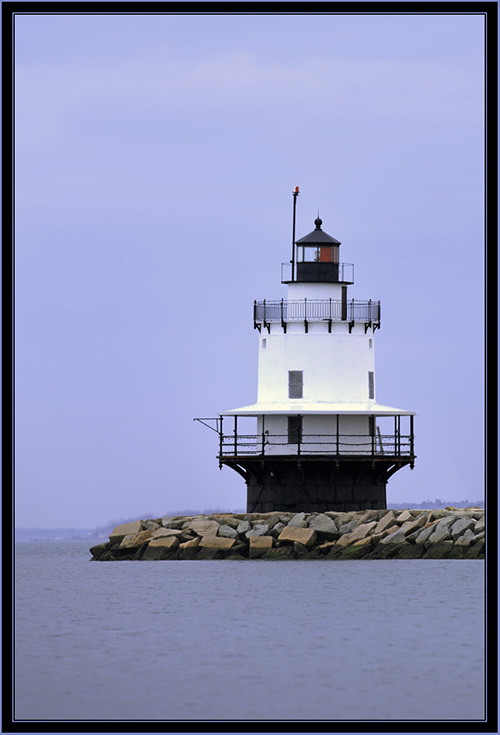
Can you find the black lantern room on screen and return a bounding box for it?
[295,217,352,283]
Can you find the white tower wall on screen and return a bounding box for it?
[287,281,344,300]
[257,323,376,404]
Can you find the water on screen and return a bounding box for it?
[14,541,485,724]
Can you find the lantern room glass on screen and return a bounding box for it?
[298,245,339,263]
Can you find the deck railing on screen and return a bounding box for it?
[254,299,380,325]
[219,432,413,459]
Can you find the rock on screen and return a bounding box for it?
[339,543,371,560]
[228,542,248,556]
[369,531,389,546]
[262,547,294,560]
[142,536,179,560]
[109,520,144,543]
[395,509,413,523]
[316,541,337,554]
[278,526,317,547]
[143,520,160,531]
[428,520,454,544]
[348,521,377,543]
[373,511,396,534]
[430,510,461,521]
[218,524,238,539]
[265,513,284,529]
[448,545,466,559]
[465,540,485,558]
[335,533,354,548]
[245,524,270,539]
[288,513,307,528]
[197,548,223,560]
[249,536,273,558]
[474,516,485,533]
[397,516,428,537]
[339,519,359,534]
[188,520,220,537]
[148,535,179,550]
[308,513,339,540]
[179,536,201,549]
[293,541,310,557]
[405,528,425,544]
[379,528,408,546]
[395,544,424,559]
[375,543,401,559]
[454,529,476,547]
[373,510,396,533]
[89,542,109,558]
[270,522,286,538]
[236,520,251,535]
[353,536,372,548]
[151,528,183,539]
[424,541,453,559]
[436,515,457,528]
[179,546,201,560]
[414,523,439,545]
[218,516,239,529]
[355,509,380,524]
[199,536,235,550]
[118,529,153,549]
[331,513,353,528]
[326,543,343,559]
[323,511,340,520]
[450,517,476,540]
[161,516,186,529]
[152,528,195,543]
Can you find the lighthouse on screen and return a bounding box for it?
[196,189,416,513]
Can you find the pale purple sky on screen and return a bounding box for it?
[15,12,485,528]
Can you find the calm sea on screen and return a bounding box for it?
[13,541,485,725]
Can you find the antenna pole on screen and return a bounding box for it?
[291,186,299,281]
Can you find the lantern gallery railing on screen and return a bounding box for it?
[254,298,381,330]
[218,432,414,459]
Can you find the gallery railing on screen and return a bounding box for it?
[253,298,381,327]
[218,432,414,459]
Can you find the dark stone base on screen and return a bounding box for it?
[243,460,388,513]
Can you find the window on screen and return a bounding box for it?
[288,370,303,399]
[368,371,375,399]
[298,246,320,262]
[369,339,373,349]
[288,416,302,444]
[262,338,267,349]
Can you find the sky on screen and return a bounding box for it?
[14,11,485,529]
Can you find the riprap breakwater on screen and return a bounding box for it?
[90,507,485,561]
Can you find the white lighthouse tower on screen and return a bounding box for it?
[196,188,416,513]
